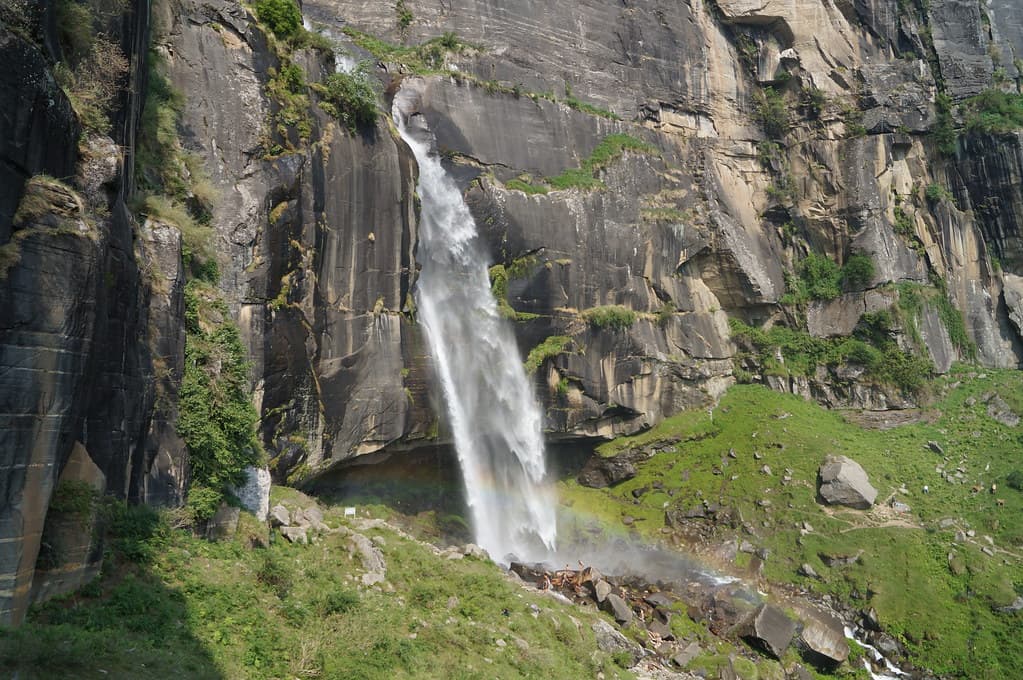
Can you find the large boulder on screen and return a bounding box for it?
[818,455,878,509]
[741,604,796,659]
[591,619,642,667]
[799,610,850,666]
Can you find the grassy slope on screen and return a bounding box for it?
[560,367,1023,678]
[0,495,634,680]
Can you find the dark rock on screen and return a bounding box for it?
[577,452,639,488]
[631,486,648,498]
[818,455,878,509]
[741,604,796,659]
[927,440,945,454]
[644,592,674,608]
[672,641,701,668]
[646,618,673,640]
[206,504,241,540]
[603,592,634,625]
[819,552,861,567]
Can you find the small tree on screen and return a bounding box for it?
[256,0,302,40]
[321,65,378,133]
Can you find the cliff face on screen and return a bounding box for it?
[159,0,1023,484]
[0,1,186,624]
[2,0,1023,624]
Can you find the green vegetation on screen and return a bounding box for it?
[49,480,98,516]
[753,87,789,139]
[932,92,957,156]
[925,182,954,204]
[581,305,637,331]
[546,134,655,191]
[53,0,130,134]
[963,88,1023,134]
[342,27,478,74]
[178,281,262,521]
[524,335,572,374]
[505,178,549,195]
[730,317,934,393]
[395,0,413,32]
[781,252,876,304]
[560,373,1023,678]
[255,0,303,40]
[841,253,875,290]
[487,263,540,321]
[264,62,313,147]
[319,64,379,133]
[2,494,635,680]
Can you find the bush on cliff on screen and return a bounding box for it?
[320,65,378,133]
[178,281,262,521]
[582,305,636,331]
[255,0,302,40]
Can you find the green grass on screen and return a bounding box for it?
[546,134,656,191]
[2,495,638,680]
[561,373,1023,677]
[524,335,572,373]
[581,305,637,331]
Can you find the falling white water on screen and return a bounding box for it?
[393,101,557,562]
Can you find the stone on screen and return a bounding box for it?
[280,525,308,544]
[672,641,701,668]
[799,611,850,665]
[798,563,819,579]
[927,441,945,454]
[818,455,878,509]
[603,593,634,625]
[269,505,291,528]
[591,619,642,667]
[463,544,489,560]
[643,592,673,608]
[741,604,796,658]
[646,618,673,640]
[986,395,1020,427]
[593,579,613,603]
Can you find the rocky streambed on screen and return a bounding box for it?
[508,547,927,679]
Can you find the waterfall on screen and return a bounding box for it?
[393,101,557,562]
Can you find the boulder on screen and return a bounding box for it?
[799,611,850,666]
[591,619,642,666]
[603,592,634,625]
[577,453,639,488]
[741,604,796,659]
[672,641,701,668]
[269,504,291,528]
[593,579,613,603]
[646,618,673,640]
[818,455,878,509]
[986,395,1020,427]
[280,525,308,544]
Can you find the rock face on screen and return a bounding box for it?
[0,1,185,625]
[818,456,878,509]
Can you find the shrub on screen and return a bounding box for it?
[505,178,548,195]
[256,554,293,599]
[546,134,654,191]
[255,0,302,40]
[932,92,957,155]
[582,305,636,331]
[1007,470,1023,491]
[963,88,1023,134]
[185,484,224,522]
[319,589,359,615]
[800,253,842,301]
[925,183,954,204]
[321,66,378,133]
[56,34,130,134]
[395,0,413,30]
[177,281,262,508]
[754,87,789,139]
[842,253,875,290]
[49,479,97,515]
[525,336,571,373]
